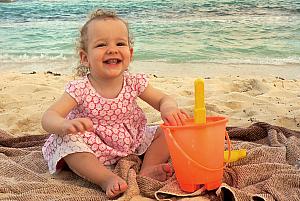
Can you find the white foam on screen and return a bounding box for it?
[208,57,300,66]
[0,53,73,62]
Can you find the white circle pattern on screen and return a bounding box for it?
[42,72,152,169]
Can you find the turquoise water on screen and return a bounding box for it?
[0,0,300,67]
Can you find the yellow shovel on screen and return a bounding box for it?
[194,78,246,162]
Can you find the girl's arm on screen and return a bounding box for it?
[139,84,189,126]
[41,92,93,135]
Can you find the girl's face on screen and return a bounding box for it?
[80,19,133,80]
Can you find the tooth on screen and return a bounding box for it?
[108,59,115,64]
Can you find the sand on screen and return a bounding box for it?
[0,63,299,137]
[0,63,299,201]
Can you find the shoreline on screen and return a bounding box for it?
[1,59,300,79]
[131,61,300,80]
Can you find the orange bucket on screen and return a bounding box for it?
[160,116,230,192]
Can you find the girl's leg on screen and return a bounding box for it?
[139,127,173,181]
[63,152,127,199]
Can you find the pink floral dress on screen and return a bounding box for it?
[42,72,157,174]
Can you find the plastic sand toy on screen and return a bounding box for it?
[161,78,246,192]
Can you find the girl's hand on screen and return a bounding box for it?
[161,108,190,126]
[61,118,94,135]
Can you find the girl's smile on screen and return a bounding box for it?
[103,58,122,65]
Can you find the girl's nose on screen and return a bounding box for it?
[107,46,118,54]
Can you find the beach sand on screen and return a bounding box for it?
[0,62,299,137]
[0,62,299,200]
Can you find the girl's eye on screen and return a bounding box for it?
[97,43,106,47]
[117,42,127,46]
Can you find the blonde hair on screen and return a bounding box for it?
[75,9,134,76]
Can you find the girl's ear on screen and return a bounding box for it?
[79,49,89,67]
[129,47,134,62]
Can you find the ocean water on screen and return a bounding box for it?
[0,0,299,72]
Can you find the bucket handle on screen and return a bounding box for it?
[165,129,231,171]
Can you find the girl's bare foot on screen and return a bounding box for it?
[101,174,128,199]
[139,163,174,181]
[63,152,127,199]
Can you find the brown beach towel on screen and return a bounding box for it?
[0,122,299,201]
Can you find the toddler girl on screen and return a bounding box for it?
[42,9,188,199]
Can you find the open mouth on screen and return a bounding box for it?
[103,59,122,64]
